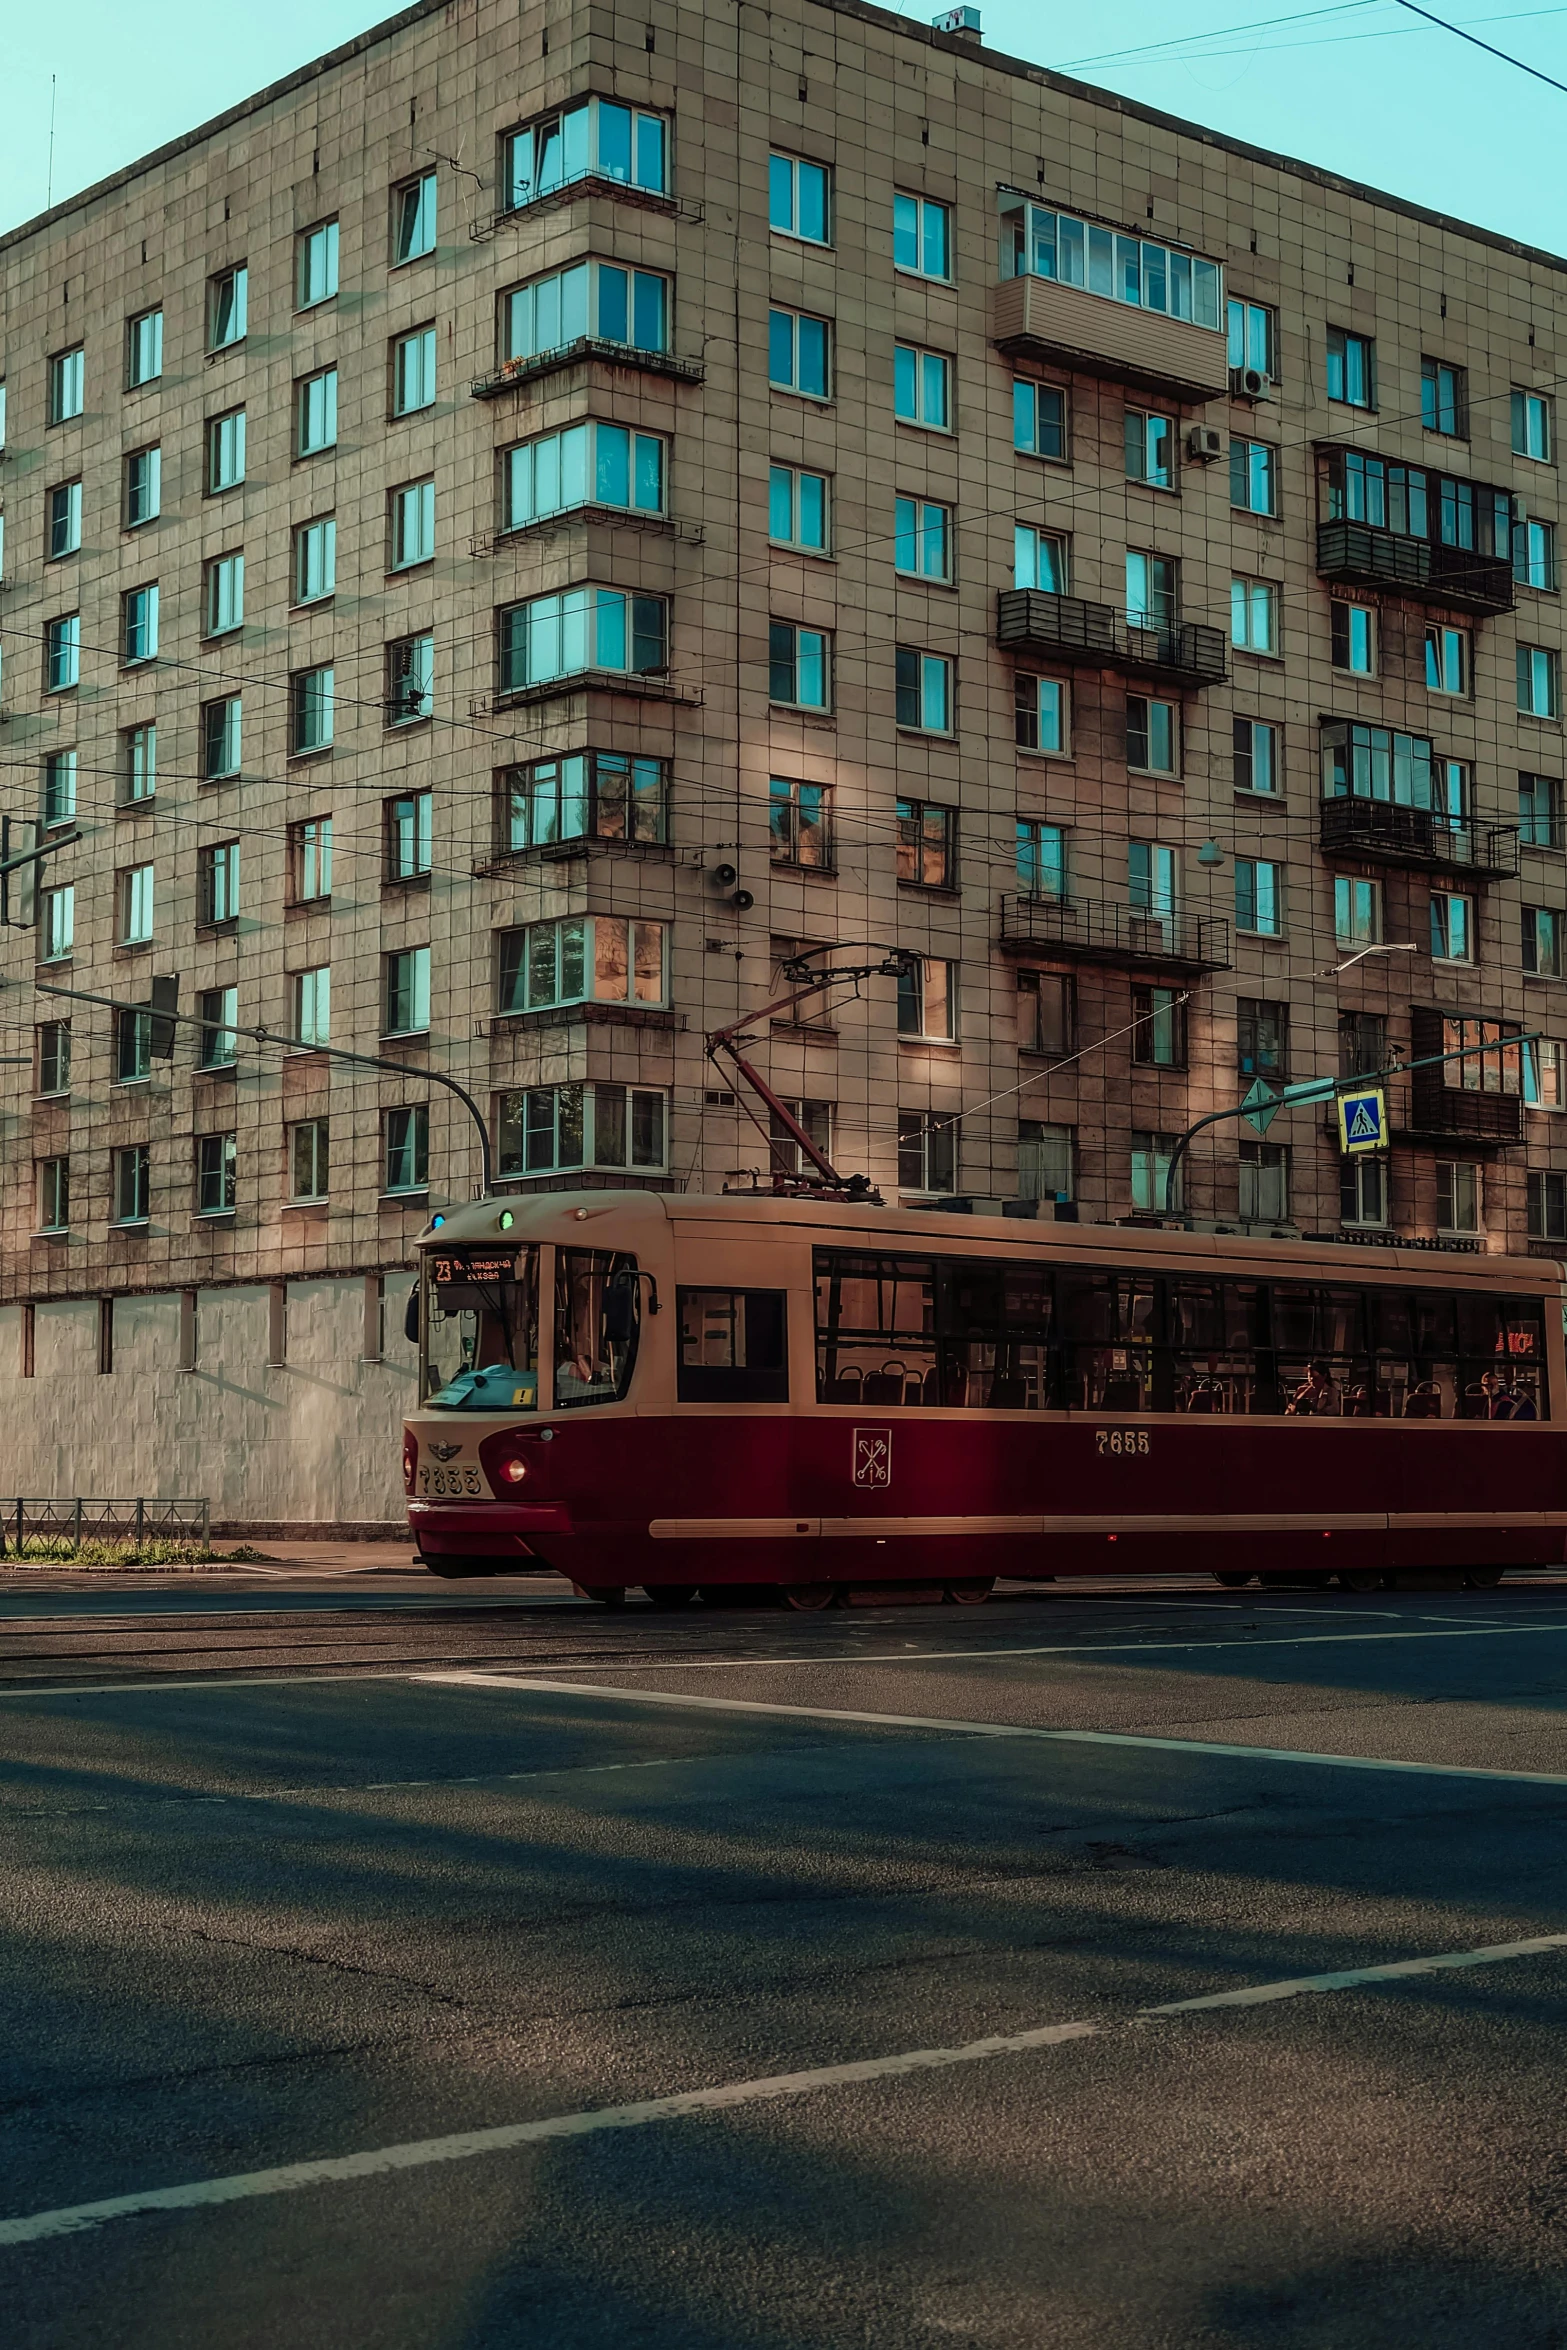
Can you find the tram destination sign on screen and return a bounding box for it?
[429,1250,518,1287]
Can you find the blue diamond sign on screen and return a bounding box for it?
[1337,1087,1386,1155]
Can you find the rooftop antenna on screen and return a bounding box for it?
[46,75,57,209]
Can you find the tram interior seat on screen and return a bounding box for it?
[1100,1377,1144,1411]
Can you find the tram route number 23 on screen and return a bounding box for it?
[1096,1429,1150,1457]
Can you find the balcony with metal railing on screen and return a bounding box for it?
[1314,447,1516,615]
[997,893,1231,972]
[1319,796,1520,880]
[996,590,1228,689]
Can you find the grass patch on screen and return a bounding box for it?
[0,1538,272,1569]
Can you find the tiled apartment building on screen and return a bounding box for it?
[0,0,1564,1522]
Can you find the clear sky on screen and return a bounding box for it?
[2,0,1564,252]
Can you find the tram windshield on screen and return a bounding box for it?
[422,1246,540,1409]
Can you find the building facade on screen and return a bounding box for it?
[0,0,1563,1527]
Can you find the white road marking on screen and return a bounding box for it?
[4,1929,1563,2250]
[417,1672,1567,1788]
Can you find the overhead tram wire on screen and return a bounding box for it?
[1389,0,1567,90]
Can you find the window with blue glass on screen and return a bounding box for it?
[505,423,665,528]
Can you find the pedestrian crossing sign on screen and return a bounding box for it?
[1337,1088,1386,1155]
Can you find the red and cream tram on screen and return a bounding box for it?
[402,1190,1567,1604]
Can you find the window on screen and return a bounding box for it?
[125,446,161,526]
[1529,1170,1567,1239]
[1425,624,1469,696]
[1524,906,1563,978]
[1331,601,1376,675]
[1436,1161,1481,1234]
[896,799,954,888]
[1230,437,1277,515]
[894,342,950,429]
[393,325,436,416]
[1016,820,1067,900]
[291,664,334,753]
[296,219,339,308]
[121,725,155,805]
[769,463,829,553]
[1133,986,1186,1067]
[499,1081,668,1177]
[1125,550,1178,630]
[293,518,336,603]
[37,1159,69,1234]
[1239,1142,1289,1225]
[47,481,81,558]
[1014,526,1068,592]
[674,1288,788,1404]
[387,790,433,880]
[0,381,6,451]
[1430,889,1473,963]
[769,622,830,710]
[1519,773,1561,849]
[1014,379,1066,460]
[1341,1154,1389,1229]
[505,422,664,527]
[1517,518,1557,592]
[1237,999,1288,1081]
[895,496,952,581]
[197,986,238,1069]
[42,751,76,828]
[37,1021,71,1097]
[1235,857,1283,937]
[894,190,950,278]
[497,914,666,1014]
[384,947,432,1035]
[1000,197,1223,328]
[769,152,830,243]
[769,776,832,869]
[291,816,332,902]
[898,1110,957,1193]
[1512,390,1553,462]
[292,1120,330,1202]
[390,478,435,568]
[41,885,73,961]
[49,348,84,423]
[294,966,331,1047]
[209,266,248,349]
[122,585,158,665]
[505,261,669,362]
[198,841,240,927]
[1421,358,1466,437]
[117,863,154,943]
[388,633,434,725]
[113,1144,151,1225]
[1519,646,1560,719]
[46,615,80,691]
[1233,717,1279,795]
[196,1134,237,1217]
[206,408,246,493]
[895,647,951,732]
[769,1101,834,1179]
[769,307,831,399]
[1320,720,1441,808]
[504,97,667,208]
[1018,1121,1075,1204]
[393,171,437,263]
[204,554,244,636]
[297,367,338,455]
[1017,973,1073,1058]
[1127,695,1179,776]
[504,752,668,852]
[384,1106,429,1193]
[1130,841,1179,921]
[1326,327,1374,408]
[202,697,242,781]
[1125,410,1173,490]
[1335,875,1383,945]
[897,957,957,1041]
[1132,1131,1181,1214]
[1227,297,1276,376]
[1231,577,1278,654]
[500,589,669,691]
[1016,676,1069,754]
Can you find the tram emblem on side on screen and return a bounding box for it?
[852,1429,893,1488]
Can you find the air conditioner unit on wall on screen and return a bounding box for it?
[1185,425,1223,462]
[1230,365,1274,401]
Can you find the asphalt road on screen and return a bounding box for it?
[3,1568,1567,2349]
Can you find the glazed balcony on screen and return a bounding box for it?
[1315,520,1514,615]
[991,277,1230,405]
[997,893,1231,973]
[1314,448,1516,615]
[1319,797,1520,880]
[996,589,1228,689]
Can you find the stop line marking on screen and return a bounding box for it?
[2,1929,1563,2251]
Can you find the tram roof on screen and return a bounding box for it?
[415,1191,1567,1290]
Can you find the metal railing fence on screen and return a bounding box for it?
[1,1498,210,1553]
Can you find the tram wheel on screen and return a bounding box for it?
[1464,1567,1505,1589]
[641,1583,698,1609]
[944,1578,995,1605]
[1337,1567,1384,1593]
[577,1585,628,1607]
[780,1582,837,1611]
[1212,1572,1253,1589]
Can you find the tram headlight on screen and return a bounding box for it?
[497,1455,528,1484]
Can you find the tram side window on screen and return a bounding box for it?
[1058,1268,1156,1410]
[814,1253,937,1404]
[939,1259,1053,1408]
[553,1249,641,1408]
[677,1289,789,1402]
